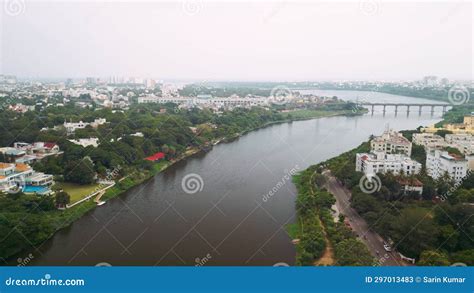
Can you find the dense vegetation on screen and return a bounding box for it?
[291,164,374,266]
[324,115,474,265]
[0,101,362,261]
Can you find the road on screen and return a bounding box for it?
[322,170,405,266]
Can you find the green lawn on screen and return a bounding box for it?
[56,182,100,203]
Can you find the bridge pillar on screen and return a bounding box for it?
[407,105,410,114]
[419,105,422,115]
[383,105,386,114]
[371,104,374,114]
[394,105,398,114]
[431,105,435,115]
[442,105,447,114]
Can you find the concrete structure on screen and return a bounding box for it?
[69,138,100,148]
[63,118,107,134]
[422,114,474,135]
[426,149,468,183]
[412,133,446,149]
[370,129,412,156]
[0,142,62,164]
[0,162,53,193]
[398,178,424,195]
[355,152,422,176]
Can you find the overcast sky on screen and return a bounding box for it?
[0,1,472,81]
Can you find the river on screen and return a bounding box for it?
[29,91,445,266]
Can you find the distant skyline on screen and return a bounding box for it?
[1,1,472,81]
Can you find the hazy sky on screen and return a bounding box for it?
[0,1,472,81]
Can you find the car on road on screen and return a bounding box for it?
[383,243,392,252]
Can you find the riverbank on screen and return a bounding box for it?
[4,108,365,262]
[290,107,474,266]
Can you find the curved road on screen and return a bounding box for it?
[323,170,407,266]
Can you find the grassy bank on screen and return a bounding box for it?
[2,107,366,262]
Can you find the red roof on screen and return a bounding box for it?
[145,152,165,161]
[44,142,57,149]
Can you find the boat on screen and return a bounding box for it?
[97,201,106,206]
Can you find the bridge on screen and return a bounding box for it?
[357,102,451,115]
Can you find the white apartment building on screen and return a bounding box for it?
[370,129,412,156]
[444,134,474,155]
[426,149,468,183]
[355,152,422,176]
[412,133,446,149]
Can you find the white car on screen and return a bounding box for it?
[383,243,392,252]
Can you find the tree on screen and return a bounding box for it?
[418,250,450,266]
[64,159,95,185]
[55,191,70,208]
[334,239,374,266]
[391,208,439,258]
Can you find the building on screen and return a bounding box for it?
[412,133,446,149]
[0,162,53,194]
[62,118,106,134]
[444,134,474,155]
[0,142,62,164]
[355,152,422,176]
[145,152,165,162]
[370,129,412,156]
[422,114,474,135]
[69,138,100,148]
[426,149,468,183]
[397,178,424,195]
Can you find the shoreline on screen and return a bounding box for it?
[5,109,365,264]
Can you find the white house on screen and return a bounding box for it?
[355,152,422,176]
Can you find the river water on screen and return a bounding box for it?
[29,91,445,266]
